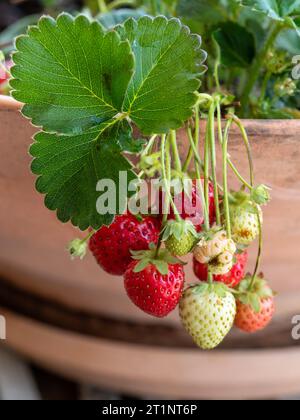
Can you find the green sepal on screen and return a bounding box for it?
[162,219,198,242]
[197,225,223,242]
[130,243,185,275]
[191,282,231,298]
[67,238,87,260]
[229,191,259,214]
[251,184,271,205]
[236,274,274,313]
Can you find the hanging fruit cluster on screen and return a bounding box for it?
[10,13,275,350]
[70,94,274,350]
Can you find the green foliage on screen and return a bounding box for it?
[11,14,134,134]
[116,16,207,134]
[11,13,205,229]
[240,0,300,20]
[97,8,146,28]
[30,120,137,230]
[213,22,255,68]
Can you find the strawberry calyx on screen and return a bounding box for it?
[250,184,271,205]
[67,230,95,260]
[229,191,257,213]
[67,238,88,260]
[197,225,222,242]
[236,274,274,313]
[130,243,185,275]
[162,219,198,242]
[191,281,232,298]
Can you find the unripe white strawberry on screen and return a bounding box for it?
[230,205,262,246]
[179,283,236,350]
[193,228,236,275]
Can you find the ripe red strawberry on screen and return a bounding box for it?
[89,214,160,276]
[193,251,248,287]
[124,246,185,317]
[234,274,275,333]
[159,178,215,231]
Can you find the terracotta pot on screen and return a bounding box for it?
[0,95,300,399]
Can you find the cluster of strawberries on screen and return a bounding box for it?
[82,180,274,350]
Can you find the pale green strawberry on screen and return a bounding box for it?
[230,205,262,246]
[163,220,198,257]
[228,191,265,246]
[179,283,236,350]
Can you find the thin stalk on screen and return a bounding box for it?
[249,207,263,290]
[209,101,221,225]
[240,22,282,116]
[217,103,252,190]
[213,37,221,91]
[170,130,182,173]
[97,0,108,13]
[230,115,254,187]
[222,119,233,238]
[187,126,209,230]
[208,272,213,285]
[142,134,157,157]
[107,0,136,10]
[183,106,200,172]
[155,136,171,256]
[204,116,210,227]
[82,230,95,244]
[160,134,181,223]
[228,160,253,190]
[258,70,272,106]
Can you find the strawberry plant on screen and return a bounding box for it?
[9,8,275,349]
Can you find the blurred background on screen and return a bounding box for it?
[0,0,300,401]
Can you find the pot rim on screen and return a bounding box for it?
[1,95,300,132]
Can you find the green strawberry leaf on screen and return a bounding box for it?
[213,22,256,68]
[11,13,134,134]
[30,120,137,230]
[177,0,240,24]
[116,16,207,134]
[239,0,300,20]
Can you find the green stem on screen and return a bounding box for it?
[82,230,95,244]
[208,272,213,286]
[228,160,253,190]
[249,206,263,290]
[258,70,272,106]
[213,38,221,91]
[183,106,200,172]
[222,119,233,238]
[204,122,210,228]
[209,101,221,225]
[231,115,254,187]
[161,134,181,223]
[240,22,282,116]
[97,0,108,13]
[187,125,209,230]
[142,134,157,157]
[170,130,182,173]
[217,103,252,190]
[107,0,136,10]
